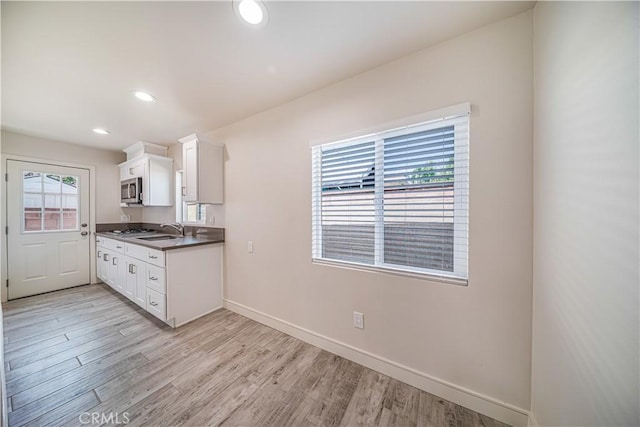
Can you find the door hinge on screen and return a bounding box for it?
[4,173,7,182]
[6,279,8,288]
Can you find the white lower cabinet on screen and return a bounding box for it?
[96,236,222,327]
[146,264,166,294]
[96,248,106,281]
[126,257,147,308]
[110,254,126,294]
[146,288,166,320]
[124,257,147,308]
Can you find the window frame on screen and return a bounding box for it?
[311,104,470,285]
[22,171,80,234]
[175,170,209,226]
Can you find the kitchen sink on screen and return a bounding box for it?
[137,235,181,241]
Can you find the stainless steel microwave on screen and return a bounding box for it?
[121,177,143,204]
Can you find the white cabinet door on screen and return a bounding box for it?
[97,248,107,282]
[126,257,147,308]
[120,158,146,181]
[179,135,223,204]
[102,250,113,287]
[123,256,135,301]
[117,255,127,293]
[96,247,103,281]
[182,139,198,202]
[146,157,173,206]
[146,288,166,320]
[108,253,125,293]
[104,251,113,285]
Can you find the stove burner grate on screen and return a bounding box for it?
[111,228,154,235]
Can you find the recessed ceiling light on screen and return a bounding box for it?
[132,91,156,102]
[234,0,267,26]
[92,128,110,135]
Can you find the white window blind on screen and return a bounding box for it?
[312,107,469,282]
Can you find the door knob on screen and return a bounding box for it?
[81,223,88,227]
[81,231,88,236]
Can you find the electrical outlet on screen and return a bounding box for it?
[248,241,254,253]
[208,215,215,225]
[353,312,364,329]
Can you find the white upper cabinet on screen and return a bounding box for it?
[182,138,198,202]
[179,133,223,204]
[119,154,173,206]
[120,158,146,180]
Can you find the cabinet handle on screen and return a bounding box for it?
[116,245,123,249]
[149,276,158,281]
[181,186,187,196]
[97,250,102,258]
[104,254,109,262]
[112,257,117,265]
[148,255,158,259]
[149,301,158,307]
[128,264,133,274]
[131,265,136,274]
[81,231,88,236]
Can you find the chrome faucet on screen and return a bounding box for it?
[160,222,185,237]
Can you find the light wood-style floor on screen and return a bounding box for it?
[2,284,509,427]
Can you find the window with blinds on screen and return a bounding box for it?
[311,106,469,282]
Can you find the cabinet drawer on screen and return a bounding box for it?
[102,237,125,252]
[146,264,166,294]
[146,288,166,320]
[125,243,165,267]
[145,248,165,267]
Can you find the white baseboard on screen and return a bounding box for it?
[223,298,529,427]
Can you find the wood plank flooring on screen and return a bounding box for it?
[2,284,510,427]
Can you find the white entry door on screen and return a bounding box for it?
[6,160,91,299]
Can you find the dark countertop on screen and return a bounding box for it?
[96,231,224,251]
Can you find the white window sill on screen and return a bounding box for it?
[311,258,468,286]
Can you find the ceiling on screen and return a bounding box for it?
[1,1,534,151]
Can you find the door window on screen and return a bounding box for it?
[23,172,79,232]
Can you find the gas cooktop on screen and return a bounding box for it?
[105,228,155,236]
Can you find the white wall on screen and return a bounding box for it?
[210,10,533,424]
[531,2,639,426]
[1,130,136,223]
